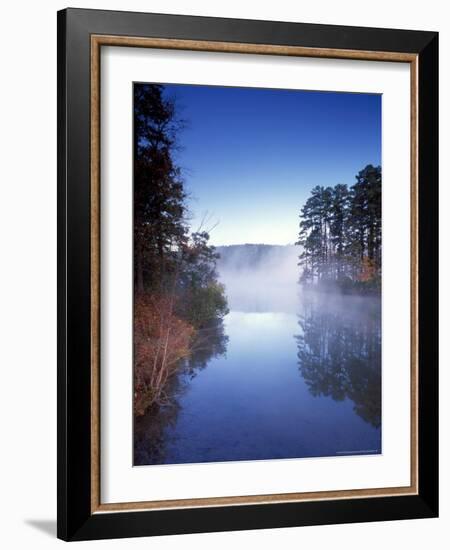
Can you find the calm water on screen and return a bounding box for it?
[134,271,381,465]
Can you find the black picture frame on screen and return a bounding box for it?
[57,7,438,541]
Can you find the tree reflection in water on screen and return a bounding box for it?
[134,320,228,465]
[295,293,381,428]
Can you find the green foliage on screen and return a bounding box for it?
[297,165,381,293]
[183,282,229,329]
[175,231,228,327]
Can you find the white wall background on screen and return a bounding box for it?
[0,1,447,548]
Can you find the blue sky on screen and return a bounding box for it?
[162,84,381,246]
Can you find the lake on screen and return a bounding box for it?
[134,266,381,465]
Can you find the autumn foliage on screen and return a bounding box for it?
[357,257,377,283]
[134,292,195,416]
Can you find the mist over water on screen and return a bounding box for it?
[216,244,301,313]
[135,243,382,466]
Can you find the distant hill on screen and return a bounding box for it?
[215,244,299,272]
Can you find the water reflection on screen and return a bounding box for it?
[134,375,184,465]
[134,320,228,465]
[185,322,229,376]
[135,292,382,465]
[295,293,381,428]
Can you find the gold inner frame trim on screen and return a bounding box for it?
[90,34,419,514]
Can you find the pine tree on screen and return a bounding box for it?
[330,184,350,278]
[298,165,381,292]
[134,84,188,293]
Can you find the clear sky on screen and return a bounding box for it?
[162,84,381,246]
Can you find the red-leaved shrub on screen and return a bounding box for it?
[134,292,195,416]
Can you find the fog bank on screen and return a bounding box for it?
[216,244,300,313]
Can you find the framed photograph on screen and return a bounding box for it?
[57,8,438,541]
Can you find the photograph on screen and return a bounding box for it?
[133,82,382,466]
[0,0,443,544]
[53,5,438,542]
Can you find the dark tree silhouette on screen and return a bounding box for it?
[133,83,228,417]
[297,165,381,293]
[134,84,188,293]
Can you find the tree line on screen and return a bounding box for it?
[297,165,381,293]
[133,84,228,416]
